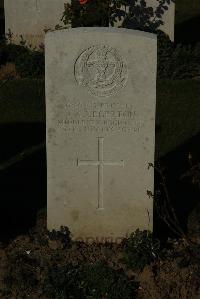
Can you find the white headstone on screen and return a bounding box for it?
[111,0,175,41]
[46,27,157,243]
[4,0,67,47]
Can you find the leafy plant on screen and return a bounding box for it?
[43,262,139,298]
[0,41,27,67]
[110,0,175,33]
[62,0,174,34]
[3,249,40,297]
[81,262,139,298]
[157,31,200,79]
[14,49,44,78]
[42,264,81,299]
[123,229,160,271]
[168,43,200,79]
[0,32,45,78]
[176,242,200,268]
[48,226,71,249]
[157,30,174,77]
[62,0,109,27]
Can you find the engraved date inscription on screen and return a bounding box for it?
[58,101,143,133]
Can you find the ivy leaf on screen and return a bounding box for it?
[163,6,168,10]
[140,0,147,7]
[156,14,162,19]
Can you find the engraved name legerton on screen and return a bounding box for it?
[58,102,143,133]
[74,45,128,97]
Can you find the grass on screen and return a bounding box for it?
[156,79,200,157]
[0,79,200,158]
[0,79,45,123]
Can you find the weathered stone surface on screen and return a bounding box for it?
[4,0,66,47]
[46,27,157,242]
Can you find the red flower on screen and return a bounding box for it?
[79,0,88,4]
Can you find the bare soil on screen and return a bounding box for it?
[0,208,199,299]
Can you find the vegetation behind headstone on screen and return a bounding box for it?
[157,31,200,79]
[62,0,175,34]
[1,0,199,80]
[0,39,44,78]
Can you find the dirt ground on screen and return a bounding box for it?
[0,208,199,299]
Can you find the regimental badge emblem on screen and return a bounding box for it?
[74,45,128,97]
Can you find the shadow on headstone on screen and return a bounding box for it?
[0,123,46,242]
[175,16,200,45]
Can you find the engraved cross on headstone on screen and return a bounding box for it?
[77,137,124,210]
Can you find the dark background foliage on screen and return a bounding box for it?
[62,0,175,33]
[1,0,199,80]
[110,0,175,32]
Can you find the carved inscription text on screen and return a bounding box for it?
[58,101,143,133]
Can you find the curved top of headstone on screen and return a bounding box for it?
[46,27,157,41]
